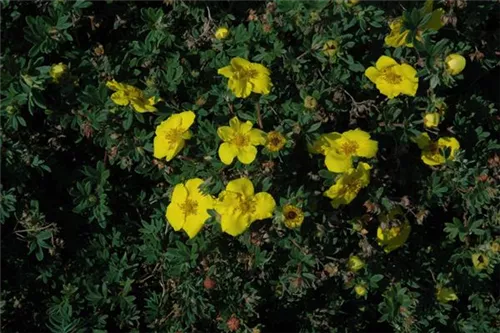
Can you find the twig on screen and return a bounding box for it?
[256,102,263,129]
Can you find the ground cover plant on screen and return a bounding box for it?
[1,0,499,332]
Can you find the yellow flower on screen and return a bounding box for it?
[153,111,195,161]
[166,178,214,238]
[324,162,371,208]
[365,56,418,99]
[347,255,365,272]
[217,117,266,165]
[266,131,287,152]
[385,0,444,48]
[106,80,161,113]
[323,129,378,173]
[218,57,272,98]
[354,285,367,297]
[304,96,318,109]
[424,112,440,128]
[377,207,411,253]
[413,133,460,166]
[282,205,304,229]
[436,286,458,304]
[472,253,489,271]
[323,40,339,58]
[50,63,68,82]
[215,178,276,236]
[445,54,466,76]
[215,27,229,40]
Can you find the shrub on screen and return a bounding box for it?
[1,1,499,332]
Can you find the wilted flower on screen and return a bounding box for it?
[215,27,229,40]
[424,112,440,128]
[215,178,276,236]
[354,284,367,297]
[436,286,458,304]
[106,80,161,113]
[472,253,489,271]
[322,40,339,58]
[266,131,287,152]
[347,255,365,272]
[324,162,371,208]
[413,133,460,166]
[166,178,214,238]
[323,129,378,173]
[377,207,411,253]
[282,205,304,229]
[50,63,68,82]
[218,57,272,98]
[385,0,444,48]
[445,54,466,76]
[217,117,266,165]
[365,56,419,99]
[304,96,318,109]
[153,111,195,161]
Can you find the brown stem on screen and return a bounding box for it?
[256,102,263,129]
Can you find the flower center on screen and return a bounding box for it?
[180,199,198,216]
[271,137,281,146]
[286,211,298,220]
[165,128,184,144]
[233,134,249,147]
[238,198,256,215]
[382,68,402,84]
[341,140,359,155]
[339,180,362,197]
[478,255,484,263]
[235,68,258,81]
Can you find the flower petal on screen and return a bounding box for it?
[217,126,235,141]
[178,111,196,131]
[218,142,238,165]
[226,177,254,197]
[365,66,380,84]
[220,211,251,236]
[183,214,208,239]
[325,151,353,173]
[166,202,185,231]
[252,192,276,220]
[237,145,258,164]
[218,65,234,78]
[376,56,398,70]
[249,129,267,145]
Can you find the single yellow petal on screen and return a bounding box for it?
[249,129,267,145]
[400,64,418,82]
[166,202,185,231]
[252,192,276,220]
[185,178,204,196]
[153,136,169,159]
[399,79,418,97]
[226,177,254,197]
[325,151,353,173]
[164,139,185,162]
[217,126,235,141]
[178,111,196,131]
[375,56,398,70]
[218,142,238,165]
[413,133,431,149]
[230,57,252,69]
[421,151,445,166]
[229,117,241,131]
[237,145,258,164]
[220,211,251,236]
[183,214,208,239]
[239,120,254,134]
[218,65,234,78]
[376,80,400,99]
[364,66,380,84]
[182,131,192,140]
[171,183,188,203]
[106,80,126,92]
[156,114,183,134]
